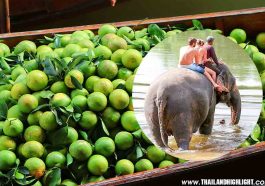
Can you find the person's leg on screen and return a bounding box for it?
[205,67,216,82]
[203,71,223,92]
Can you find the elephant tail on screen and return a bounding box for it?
[157,96,169,148]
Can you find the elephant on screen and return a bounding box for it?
[144,63,241,150]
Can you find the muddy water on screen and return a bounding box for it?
[133,30,263,161]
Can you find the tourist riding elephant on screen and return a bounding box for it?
[144,63,241,150]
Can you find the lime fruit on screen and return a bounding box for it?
[256,32,265,49]
[0,43,10,56]
[95,137,115,157]
[71,88,89,98]
[98,24,117,37]
[93,78,113,96]
[50,81,69,94]
[85,76,100,93]
[61,34,72,47]
[87,154,109,176]
[61,179,78,186]
[79,111,98,130]
[11,66,27,81]
[7,105,25,121]
[27,111,43,126]
[24,59,38,72]
[22,141,44,158]
[117,26,134,40]
[118,68,133,80]
[24,125,45,143]
[252,52,265,73]
[87,92,107,111]
[14,40,37,54]
[24,157,46,178]
[64,69,84,89]
[71,95,87,110]
[229,28,247,44]
[0,150,16,170]
[135,159,153,172]
[97,60,118,80]
[146,145,166,163]
[69,140,92,161]
[115,159,134,175]
[102,107,120,129]
[111,49,126,65]
[0,136,16,151]
[3,118,24,137]
[158,160,174,168]
[112,79,125,89]
[26,70,48,91]
[125,75,135,93]
[18,94,38,113]
[122,49,142,70]
[11,83,30,100]
[109,89,130,110]
[62,44,82,57]
[39,111,58,131]
[51,93,71,107]
[94,45,112,60]
[121,111,140,132]
[45,151,66,168]
[115,131,134,150]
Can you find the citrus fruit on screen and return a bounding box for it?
[87,92,107,111]
[0,43,10,56]
[98,24,117,37]
[85,76,100,93]
[24,125,46,143]
[61,34,72,47]
[93,78,114,96]
[111,49,126,65]
[77,39,94,49]
[229,28,247,44]
[37,45,53,54]
[146,145,166,163]
[24,157,46,178]
[26,70,48,91]
[239,140,251,148]
[79,111,98,130]
[105,36,127,52]
[51,93,71,107]
[94,45,112,59]
[61,179,78,186]
[114,131,134,150]
[87,154,109,176]
[117,26,135,40]
[135,159,154,172]
[252,52,265,73]
[7,105,25,121]
[256,32,265,49]
[71,88,89,98]
[87,176,105,183]
[50,81,69,94]
[11,83,30,100]
[22,141,44,158]
[0,136,16,151]
[101,33,117,46]
[24,59,38,72]
[122,49,142,70]
[83,29,95,39]
[39,111,58,131]
[27,111,43,125]
[3,118,24,137]
[118,68,133,80]
[261,71,265,91]
[60,127,79,145]
[18,94,38,113]
[14,40,37,54]
[95,137,115,157]
[0,150,16,170]
[78,63,96,78]
[121,111,140,132]
[239,43,247,49]
[115,159,134,175]
[45,151,66,168]
[245,45,259,58]
[158,160,174,168]
[71,95,87,110]
[97,60,118,80]
[32,91,47,105]
[102,107,120,129]
[164,154,177,163]
[125,75,135,93]
[64,69,84,89]
[11,66,27,81]
[62,44,82,57]
[69,140,92,161]
[54,48,64,58]
[112,79,126,89]
[0,90,11,103]
[128,97,133,111]
[109,89,130,110]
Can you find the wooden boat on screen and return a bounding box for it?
[1,7,265,186]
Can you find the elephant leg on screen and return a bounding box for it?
[199,106,215,135]
[171,113,193,150]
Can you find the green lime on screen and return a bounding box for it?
[93,78,113,96]
[3,118,24,137]
[50,81,69,94]
[14,40,37,54]
[45,151,66,168]
[64,69,84,89]
[18,94,38,113]
[102,107,120,129]
[71,95,87,110]
[79,111,98,130]
[11,83,30,100]
[256,32,265,49]
[95,137,115,157]
[27,111,43,126]
[229,28,247,44]
[118,68,133,80]
[24,157,46,178]
[115,131,134,150]
[85,76,100,93]
[26,70,48,91]
[51,93,71,107]
[24,125,46,143]
[125,75,135,93]
[115,159,134,175]
[158,160,174,168]
[97,60,118,80]
[121,111,140,132]
[109,89,130,110]
[87,154,109,176]
[112,79,126,89]
[146,145,166,163]
[87,92,107,111]
[22,141,44,158]
[94,45,112,60]
[135,159,153,172]
[117,26,134,40]
[39,111,58,131]
[0,150,16,170]
[122,49,142,70]
[111,49,126,65]
[0,136,16,151]
[98,24,117,37]
[71,88,89,98]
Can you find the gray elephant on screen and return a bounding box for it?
[144,64,241,150]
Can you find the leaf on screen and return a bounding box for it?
[42,57,58,76]
[44,36,54,42]
[147,24,165,40]
[70,76,83,90]
[51,109,63,126]
[54,36,61,48]
[251,124,261,142]
[135,146,144,159]
[17,167,29,175]
[15,158,20,166]
[79,130,89,141]
[116,83,126,90]
[15,171,24,180]
[31,104,50,113]
[0,100,8,120]
[45,168,61,186]
[99,118,109,136]
[73,113,81,122]
[40,90,54,99]
[192,19,203,30]
[66,153,73,167]
[65,105,74,113]
[132,129,142,140]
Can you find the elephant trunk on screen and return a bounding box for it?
[230,86,241,124]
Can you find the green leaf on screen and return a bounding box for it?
[15,171,24,180]
[116,83,126,90]
[251,124,261,142]
[31,103,50,113]
[15,158,20,166]
[73,113,81,122]
[44,168,61,186]
[17,167,29,175]
[65,105,74,113]
[0,100,8,120]
[40,90,54,99]
[192,19,204,30]
[66,153,73,167]
[54,36,61,48]
[51,109,63,126]
[99,118,109,136]
[136,146,144,159]
[147,24,165,40]
[79,130,89,141]
[44,36,54,42]
[42,57,58,76]
[132,129,142,140]
[70,76,83,90]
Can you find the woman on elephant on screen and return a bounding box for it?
[179,38,223,92]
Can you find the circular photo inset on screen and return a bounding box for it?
[133,30,263,161]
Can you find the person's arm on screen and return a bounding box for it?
[209,47,220,65]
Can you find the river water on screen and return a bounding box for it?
[133,30,263,161]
